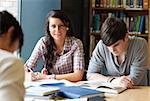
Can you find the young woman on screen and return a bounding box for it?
[0,10,24,101]
[25,10,85,82]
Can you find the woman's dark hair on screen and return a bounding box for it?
[0,10,24,54]
[44,10,75,71]
[100,17,127,46]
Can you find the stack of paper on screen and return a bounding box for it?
[26,86,60,96]
[25,79,77,96]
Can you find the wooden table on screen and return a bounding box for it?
[105,86,150,101]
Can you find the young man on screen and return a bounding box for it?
[87,17,148,88]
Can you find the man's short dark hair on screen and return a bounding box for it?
[100,17,127,46]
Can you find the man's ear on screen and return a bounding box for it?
[8,26,15,34]
[6,26,15,38]
[125,33,128,41]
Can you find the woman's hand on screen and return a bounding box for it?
[24,67,43,81]
[25,67,52,81]
[41,68,48,75]
[25,71,40,81]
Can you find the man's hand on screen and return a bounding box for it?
[111,76,134,88]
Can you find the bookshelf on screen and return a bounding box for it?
[89,0,150,62]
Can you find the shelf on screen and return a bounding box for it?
[90,32,148,37]
[93,7,149,11]
[93,7,149,15]
[128,33,148,37]
[93,7,125,11]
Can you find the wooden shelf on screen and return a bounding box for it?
[90,32,148,37]
[93,7,149,15]
[128,33,148,37]
[93,7,149,11]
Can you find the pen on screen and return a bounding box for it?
[26,67,33,73]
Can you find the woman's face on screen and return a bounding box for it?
[49,17,68,41]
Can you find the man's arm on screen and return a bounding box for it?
[87,72,134,88]
[129,39,148,85]
[87,41,109,82]
[87,72,109,82]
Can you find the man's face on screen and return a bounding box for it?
[107,35,128,56]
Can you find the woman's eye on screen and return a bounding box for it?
[51,25,56,28]
[59,25,65,29]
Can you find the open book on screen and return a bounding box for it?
[77,80,127,94]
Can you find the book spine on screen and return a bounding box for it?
[92,14,100,32]
[139,16,145,34]
[145,15,148,34]
[95,0,100,7]
[130,0,134,8]
[137,0,143,8]
[143,0,148,9]
[92,0,96,7]
[135,16,141,33]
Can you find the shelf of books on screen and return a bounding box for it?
[89,0,150,59]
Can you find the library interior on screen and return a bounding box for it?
[0,0,150,101]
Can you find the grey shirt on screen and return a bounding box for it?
[87,36,148,85]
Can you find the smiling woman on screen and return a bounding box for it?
[25,10,85,82]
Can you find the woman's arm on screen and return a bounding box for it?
[25,37,46,69]
[38,69,84,82]
[55,70,84,82]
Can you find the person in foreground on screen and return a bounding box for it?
[0,11,24,101]
[87,17,148,88]
[25,10,85,82]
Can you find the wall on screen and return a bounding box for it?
[20,0,60,70]
[61,0,89,69]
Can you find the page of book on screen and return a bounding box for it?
[77,80,127,94]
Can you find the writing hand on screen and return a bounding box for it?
[41,67,48,75]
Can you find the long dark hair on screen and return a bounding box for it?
[0,10,24,54]
[44,10,75,71]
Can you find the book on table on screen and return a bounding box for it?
[24,79,77,88]
[59,86,104,99]
[25,79,80,97]
[25,79,68,96]
[77,80,127,94]
[26,86,60,96]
